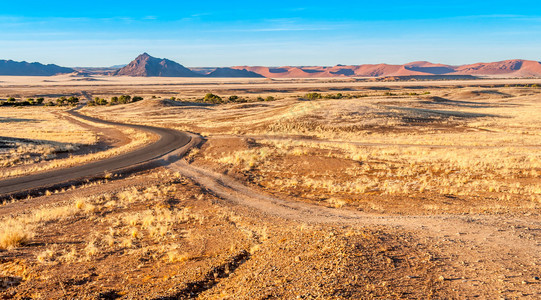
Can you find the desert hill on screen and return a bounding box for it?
[233,59,541,78]
[0,60,74,76]
[453,59,541,77]
[115,54,265,78]
[114,53,201,77]
[2,55,540,78]
[206,67,264,78]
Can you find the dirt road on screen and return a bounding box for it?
[0,109,191,199]
[169,160,541,298]
[1,104,538,297]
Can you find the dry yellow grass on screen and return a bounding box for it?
[0,126,152,179]
[0,171,212,266]
[99,85,536,213]
[255,139,541,198]
[0,220,34,249]
[3,79,541,298]
[0,106,155,179]
[0,107,98,170]
[3,84,541,210]
[0,107,97,144]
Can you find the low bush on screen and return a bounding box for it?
[304,93,322,100]
[202,93,224,104]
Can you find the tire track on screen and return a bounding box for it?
[0,109,192,199]
[167,158,541,297]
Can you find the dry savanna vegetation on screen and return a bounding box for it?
[0,106,154,180]
[87,83,541,215]
[0,170,448,298]
[0,108,97,167]
[1,77,540,298]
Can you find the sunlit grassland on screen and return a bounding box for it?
[0,107,153,179]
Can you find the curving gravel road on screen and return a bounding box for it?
[0,109,191,198]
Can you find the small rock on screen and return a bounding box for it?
[534,276,540,281]
[438,275,445,281]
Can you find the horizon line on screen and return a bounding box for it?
[2,55,540,69]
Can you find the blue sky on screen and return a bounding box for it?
[1,1,540,67]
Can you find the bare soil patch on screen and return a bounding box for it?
[1,78,540,298]
[0,170,448,299]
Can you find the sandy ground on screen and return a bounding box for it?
[1,77,540,298]
[2,75,541,101]
[169,160,541,298]
[0,74,541,87]
[0,169,451,299]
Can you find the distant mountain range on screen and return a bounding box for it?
[1,53,541,78]
[0,60,74,76]
[113,53,264,78]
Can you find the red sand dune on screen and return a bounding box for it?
[454,60,541,77]
[4,53,540,78]
[233,59,541,78]
[454,60,524,75]
[232,66,341,78]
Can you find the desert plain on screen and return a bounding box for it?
[0,75,540,299]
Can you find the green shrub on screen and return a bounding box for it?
[119,95,131,104]
[228,95,248,103]
[56,97,67,106]
[304,93,322,100]
[67,96,79,105]
[203,93,223,104]
[324,93,343,99]
[87,95,140,106]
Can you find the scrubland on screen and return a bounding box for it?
[0,170,446,298]
[85,84,541,215]
[1,78,540,298]
[0,108,97,167]
[0,107,154,179]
